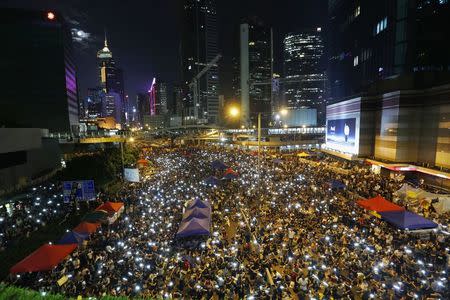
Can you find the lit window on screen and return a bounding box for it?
[355,6,360,17]
[353,56,359,66]
[375,17,387,35]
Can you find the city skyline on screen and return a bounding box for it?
[0,0,327,106]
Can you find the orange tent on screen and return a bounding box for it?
[95,201,124,214]
[357,195,405,212]
[224,168,238,176]
[10,244,77,274]
[73,222,100,234]
[137,159,150,166]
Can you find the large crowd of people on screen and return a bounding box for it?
[7,146,450,299]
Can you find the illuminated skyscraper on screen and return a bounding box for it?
[283,28,326,124]
[96,35,125,123]
[180,0,220,124]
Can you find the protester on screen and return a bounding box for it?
[8,146,449,299]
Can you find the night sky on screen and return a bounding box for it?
[2,0,327,103]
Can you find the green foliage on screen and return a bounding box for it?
[0,284,151,299]
[56,144,139,187]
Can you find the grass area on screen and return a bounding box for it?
[0,205,91,280]
[0,283,143,299]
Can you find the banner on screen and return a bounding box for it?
[63,180,96,203]
[124,168,140,182]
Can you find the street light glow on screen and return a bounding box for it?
[229,106,240,118]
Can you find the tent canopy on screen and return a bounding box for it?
[224,168,238,175]
[10,244,77,274]
[380,211,438,230]
[95,201,124,214]
[223,172,238,180]
[82,210,109,223]
[183,207,211,221]
[204,176,220,186]
[176,218,210,238]
[357,195,405,212]
[272,158,283,164]
[297,152,309,157]
[330,180,346,190]
[73,222,100,234]
[433,197,450,214]
[137,159,150,165]
[57,231,88,245]
[211,160,228,170]
[187,198,211,210]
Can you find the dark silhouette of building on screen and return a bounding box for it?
[0,8,79,133]
[328,0,450,102]
[237,17,272,126]
[180,0,220,124]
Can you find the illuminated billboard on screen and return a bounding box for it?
[326,117,359,154]
[63,180,96,203]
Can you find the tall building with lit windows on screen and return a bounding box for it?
[0,8,79,133]
[96,36,125,124]
[283,28,326,124]
[180,0,219,124]
[328,0,450,102]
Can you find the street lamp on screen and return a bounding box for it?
[228,106,240,118]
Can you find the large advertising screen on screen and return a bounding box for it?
[63,180,96,203]
[326,117,358,154]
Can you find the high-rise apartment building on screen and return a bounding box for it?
[283,28,326,124]
[328,0,450,102]
[0,8,79,133]
[239,17,273,126]
[180,0,220,124]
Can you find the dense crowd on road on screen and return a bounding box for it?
[0,184,77,252]
[8,146,450,299]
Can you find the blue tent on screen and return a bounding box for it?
[176,218,210,238]
[223,172,238,180]
[211,160,228,170]
[379,211,438,230]
[204,176,220,186]
[57,231,89,245]
[330,180,346,190]
[187,198,211,210]
[182,207,211,221]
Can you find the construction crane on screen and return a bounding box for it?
[188,54,222,121]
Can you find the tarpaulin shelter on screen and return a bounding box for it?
[95,201,124,214]
[137,159,150,166]
[223,172,238,180]
[379,211,438,230]
[272,159,283,164]
[187,198,211,210]
[204,176,220,186]
[176,217,210,238]
[57,231,89,245]
[224,168,238,176]
[211,160,228,170]
[357,195,405,212]
[82,210,109,223]
[330,180,346,190]
[73,222,100,234]
[433,198,450,214]
[297,152,309,157]
[182,207,211,221]
[10,244,77,274]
